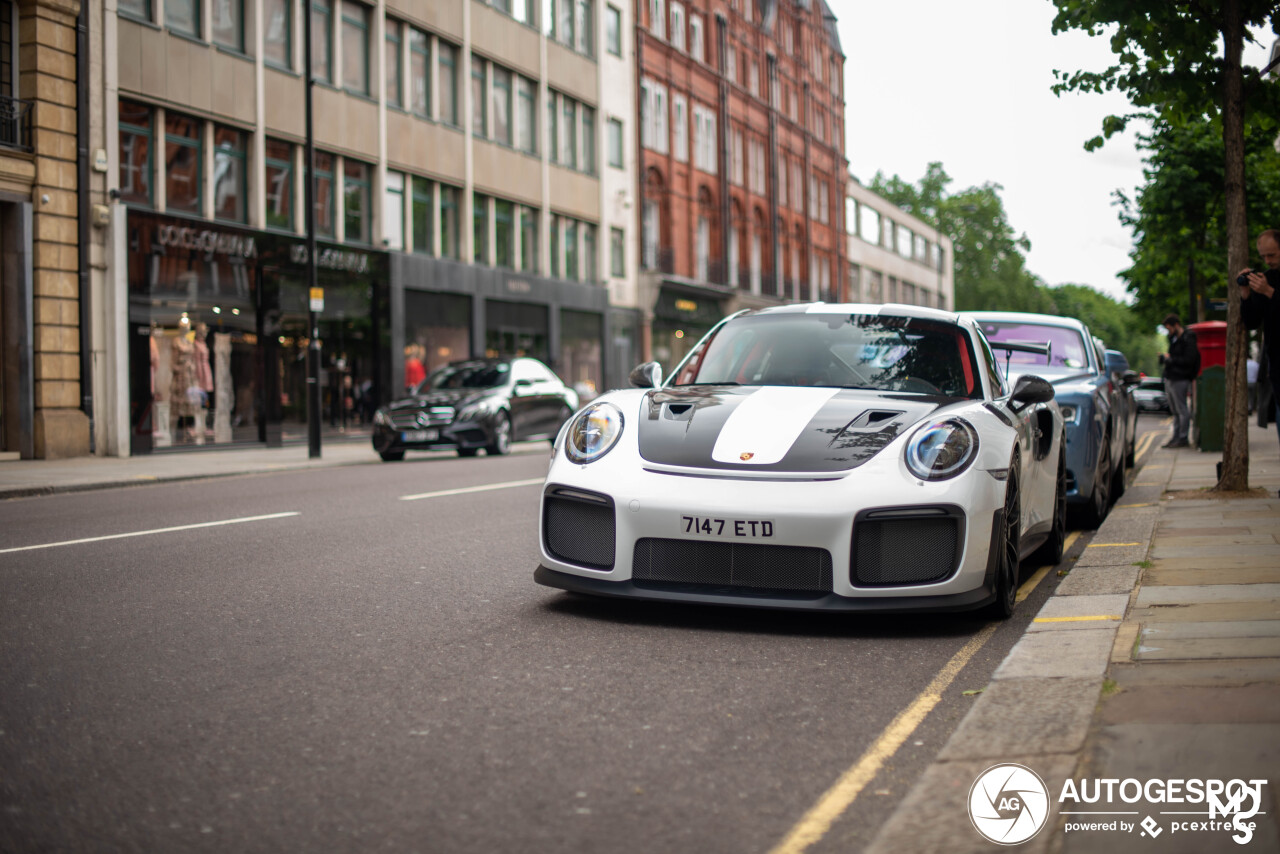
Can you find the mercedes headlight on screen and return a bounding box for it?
[565,403,624,464]
[1058,404,1078,423]
[373,409,390,426]
[905,418,978,481]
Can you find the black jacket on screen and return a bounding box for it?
[1163,329,1200,382]
[1241,271,1280,381]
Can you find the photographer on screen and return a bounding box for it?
[1160,314,1199,449]
[1239,228,1280,451]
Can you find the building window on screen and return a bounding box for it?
[640,78,667,154]
[726,44,736,84]
[560,97,576,167]
[672,94,687,162]
[212,125,246,223]
[411,175,432,254]
[607,117,623,168]
[695,214,709,283]
[313,151,335,238]
[438,42,459,125]
[641,199,658,269]
[264,0,291,69]
[749,60,759,97]
[610,227,624,277]
[473,192,489,264]
[819,181,829,224]
[440,184,460,258]
[385,19,402,109]
[491,65,512,145]
[583,223,597,282]
[605,4,621,56]
[164,113,201,215]
[344,158,370,243]
[648,0,664,38]
[409,28,430,116]
[693,104,715,173]
[167,0,199,38]
[118,100,153,206]
[778,151,786,204]
[471,54,486,137]
[311,0,332,84]
[546,91,558,163]
[581,105,595,173]
[494,199,514,268]
[575,0,592,56]
[564,218,578,280]
[557,0,574,49]
[212,0,244,52]
[690,13,703,62]
[516,76,537,154]
[549,216,560,277]
[341,0,370,96]
[119,0,151,21]
[670,1,684,51]
[385,171,405,251]
[731,128,742,186]
[520,205,538,272]
[264,138,293,230]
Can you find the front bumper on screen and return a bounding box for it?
[373,420,491,452]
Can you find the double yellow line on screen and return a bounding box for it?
[768,530,1081,854]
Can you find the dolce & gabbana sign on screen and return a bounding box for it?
[155,224,258,259]
[289,244,371,274]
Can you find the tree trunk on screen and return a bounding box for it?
[1218,0,1250,492]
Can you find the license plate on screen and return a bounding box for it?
[679,515,775,538]
[401,429,438,442]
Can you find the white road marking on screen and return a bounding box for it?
[399,478,545,502]
[0,512,300,555]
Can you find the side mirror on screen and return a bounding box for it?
[629,361,663,389]
[1010,374,1054,410]
[1122,370,1140,388]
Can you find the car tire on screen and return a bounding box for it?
[379,449,405,462]
[1079,433,1112,529]
[1032,447,1066,567]
[486,412,512,456]
[1111,447,1127,501]
[457,448,479,458]
[988,460,1021,620]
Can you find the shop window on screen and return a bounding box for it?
[212,125,247,223]
[440,184,460,259]
[519,205,538,273]
[405,290,472,378]
[312,151,335,237]
[118,100,153,206]
[411,175,432,255]
[610,227,624,277]
[310,0,332,84]
[473,192,489,265]
[165,113,201,215]
[494,198,514,268]
[491,65,512,146]
[485,300,549,362]
[516,76,537,154]
[344,158,370,243]
[264,138,294,230]
[438,42,458,126]
[341,0,369,96]
[212,0,244,52]
[560,309,602,402]
[409,28,430,116]
[264,0,291,69]
[167,0,199,37]
[385,18,402,109]
[385,171,405,251]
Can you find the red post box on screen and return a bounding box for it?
[1187,320,1226,375]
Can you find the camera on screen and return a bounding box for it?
[1238,268,1280,288]
[1237,270,1253,287]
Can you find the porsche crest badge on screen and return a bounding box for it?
[740,452,754,461]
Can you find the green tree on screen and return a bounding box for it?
[1049,283,1164,375]
[1050,0,1280,489]
[870,164,1054,313]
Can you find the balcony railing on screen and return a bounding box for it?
[0,94,33,152]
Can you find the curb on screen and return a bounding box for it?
[863,449,1171,854]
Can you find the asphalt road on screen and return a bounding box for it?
[0,418,1169,854]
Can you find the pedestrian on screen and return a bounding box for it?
[1239,228,1280,450]
[1159,313,1199,449]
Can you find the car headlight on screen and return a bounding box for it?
[565,403,624,464]
[1059,404,1078,423]
[905,418,978,481]
[373,409,390,426]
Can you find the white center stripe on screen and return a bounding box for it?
[0,511,301,555]
[712,386,840,465]
[400,477,545,502]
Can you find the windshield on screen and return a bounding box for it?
[979,322,1091,370]
[672,313,981,399]
[420,362,510,392]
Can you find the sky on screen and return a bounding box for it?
[839,0,1278,304]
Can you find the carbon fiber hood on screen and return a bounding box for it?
[637,386,954,473]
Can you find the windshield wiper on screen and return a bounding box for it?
[681,381,741,386]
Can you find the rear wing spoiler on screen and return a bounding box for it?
[987,340,1051,379]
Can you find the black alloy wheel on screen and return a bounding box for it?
[486,412,512,456]
[1080,433,1111,528]
[989,459,1021,619]
[1033,447,1067,566]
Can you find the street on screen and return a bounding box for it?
[0,420,1166,854]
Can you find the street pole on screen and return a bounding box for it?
[304,0,321,458]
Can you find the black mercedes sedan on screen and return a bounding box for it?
[372,358,580,461]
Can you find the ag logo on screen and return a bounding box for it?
[968,763,1050,845]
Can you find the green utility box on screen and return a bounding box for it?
[1195,365,1225,452]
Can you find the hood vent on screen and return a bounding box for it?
[847,410,902,430]
[663,403,695,421]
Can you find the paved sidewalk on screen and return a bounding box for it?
[867,421,1280,854]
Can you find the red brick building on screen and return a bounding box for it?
[634,0,847,366]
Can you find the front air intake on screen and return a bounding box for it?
[851,506,964,586]
[632,538,833,596]
[543,486,616,570]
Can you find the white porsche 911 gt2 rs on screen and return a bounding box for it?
[534,303,1066,618]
